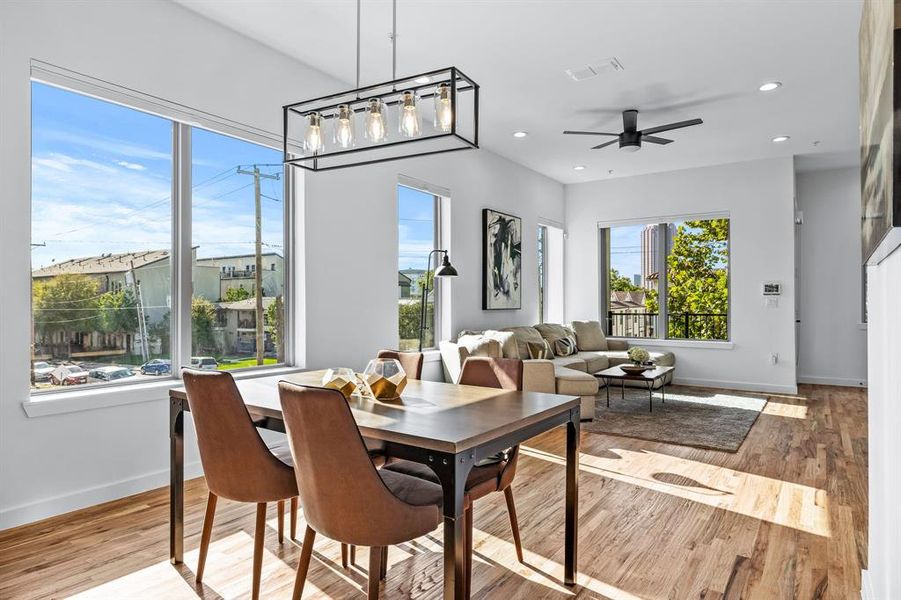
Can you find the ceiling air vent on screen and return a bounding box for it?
[565,57,624,81]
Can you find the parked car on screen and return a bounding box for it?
[32,361,55,382]
[190,356,219,370]
[88,366,136,382]
[140,359,172,376]
[49,365,89,386]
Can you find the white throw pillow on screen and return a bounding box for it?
[482,329,520,359]
[457,334,501,358]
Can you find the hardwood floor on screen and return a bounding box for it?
[0,384,867,599]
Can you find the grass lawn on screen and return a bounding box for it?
[217,357,279,370]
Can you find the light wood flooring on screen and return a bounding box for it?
[0,384,867,599]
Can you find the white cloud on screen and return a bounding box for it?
[116,160,147,171]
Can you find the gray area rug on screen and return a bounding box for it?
[583,385,768,452]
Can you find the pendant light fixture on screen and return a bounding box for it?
[283,0,479,171]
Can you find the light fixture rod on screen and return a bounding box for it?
[355,0,361,90]
[391,0,397,81]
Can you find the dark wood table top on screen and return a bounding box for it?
[169,370,580,454]
[594,364,675,381]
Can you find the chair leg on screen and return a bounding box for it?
[380,546,388,580]
[292,526,316,600]
[465,507,473,599]
[368,546,383,600]
[341,543,349,569]
[252,503,267,600]
[196,492,217,584]
[278,500,285,544]
[504,487,524,563]
[290,497,298,540]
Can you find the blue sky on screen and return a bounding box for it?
[31,82,283,271]
[397,185,435,271]
[609,223,644,279]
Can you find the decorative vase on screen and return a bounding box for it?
[321,367,358,399]
[360,358,407,400]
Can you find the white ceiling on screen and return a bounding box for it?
[174,0,862,184]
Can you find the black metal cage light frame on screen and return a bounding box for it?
[283,66,479,172]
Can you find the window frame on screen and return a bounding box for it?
[28,71,295,398]
[537,224,548,324]
[598,212,731,343]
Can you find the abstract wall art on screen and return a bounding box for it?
[482,208,522,310]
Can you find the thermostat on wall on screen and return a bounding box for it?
[762,282,782,296]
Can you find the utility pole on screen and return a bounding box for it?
[236,166,280,365]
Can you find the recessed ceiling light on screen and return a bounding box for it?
[759,81,782,92]
[573,165,586,171]
[512,131,528,138]
[772,135,791,143]
[415,76,431,84]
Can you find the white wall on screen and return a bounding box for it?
[303,152,564,372]
[0,0,562,528]
[564,158,797,394]
[796,168,867,387]
[865,245,901,599]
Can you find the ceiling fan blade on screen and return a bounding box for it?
[563,130,620,136]
[622,109,638,133]
[639,118,703,136]
[591,139,620,150]
[642,135,674,145]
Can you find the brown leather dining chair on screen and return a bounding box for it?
[376,349,424,379]
[182,369,299,600]
[382,356,526,597]
[278,382,444,600]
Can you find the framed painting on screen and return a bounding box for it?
[482,208,522,310]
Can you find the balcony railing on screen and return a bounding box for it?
[607,311,728,341]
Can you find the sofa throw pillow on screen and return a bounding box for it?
[570,320,608,351]
[458,334,501,358]
[533,323,570,355]
[500,326,547,360]
[526,340,553,360]
[554,335,578,356]
[482,329,520,359]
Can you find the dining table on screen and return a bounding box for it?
[169,370,581,599]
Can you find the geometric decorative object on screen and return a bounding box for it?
[482,208,522,310]
[360,358,407,400]
[320,367,358,399]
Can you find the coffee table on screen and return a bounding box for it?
[594,365,675,412]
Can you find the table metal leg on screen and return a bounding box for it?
[621,379,625,399]
[564,407,580,586]
[647,381,654,413]
[169,397,184,565]
[605,378,610,407]
[662,378,666,403]
[432,451,472,600]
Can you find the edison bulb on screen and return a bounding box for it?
[398,90,421,138]
[304,112,324,154]
[333,104,355,148]
[434,83,453,132]
[364,98,387,142]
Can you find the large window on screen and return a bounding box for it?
[397,184,439,351]
[30,81,290,393]
[537,223,564,324]
[601,217,729,341]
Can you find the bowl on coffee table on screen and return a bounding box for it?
[620,364,652,375]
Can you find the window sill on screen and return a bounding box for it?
[611,337,735,350]
[22,365,306,418]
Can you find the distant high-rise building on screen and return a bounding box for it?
[633,274,641,287]
[640,223,675,289]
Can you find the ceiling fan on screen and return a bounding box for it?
[563,109,703,152]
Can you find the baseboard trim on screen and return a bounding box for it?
[797,375,867,387]
[860,569,875,600]
[672,376,798,396]
[0,460,203,531]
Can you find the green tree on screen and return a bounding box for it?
[191,296,217,354]
[148,311,171,355]
[98,287,139,334]
[608,268,641,292]
[265,296,285,361]
[32,274,101,338]
[666,219,729,339]
[224,286,252,302]
[398,300,433,350]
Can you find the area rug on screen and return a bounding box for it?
[583,385,768,452]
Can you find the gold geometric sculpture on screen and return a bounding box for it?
[320,367,358,399]
[360,358,408,400]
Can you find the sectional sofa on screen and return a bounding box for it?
[439,321,675,421]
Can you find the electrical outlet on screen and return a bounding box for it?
[770,353,779,365]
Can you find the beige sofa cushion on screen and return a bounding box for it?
[482,329,520,359]
[571,320,608,351]
[500,326,546,360]
[574,351,610,373]
[551,355,587,371]
[553,366,599,396]
[457,334,501,358]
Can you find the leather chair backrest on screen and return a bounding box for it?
[181,369,296,503]
[278,382,439,546]
[376,350,424,380]
[459,357,523,391]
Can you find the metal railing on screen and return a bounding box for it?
[607,311,728,341]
